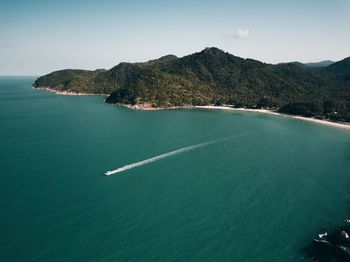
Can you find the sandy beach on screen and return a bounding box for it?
[196,106,350,131]
[115,103,350,131]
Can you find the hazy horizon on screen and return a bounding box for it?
[1,0,349,75]
[0,49,345,77]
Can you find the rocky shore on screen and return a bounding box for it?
[303,220,350,261]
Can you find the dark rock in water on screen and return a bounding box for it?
[327,229,350,246]
[340,231,349,240]
[303,225,350,261]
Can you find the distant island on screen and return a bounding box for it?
[33,47,350,122]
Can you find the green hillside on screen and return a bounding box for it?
[33,48,350,121]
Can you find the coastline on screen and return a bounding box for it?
[196,106,350,131]
[113,103,194,111]
[33,87,109,96]
[116,103,350,131]
[33,88,350,131]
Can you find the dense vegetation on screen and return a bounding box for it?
[33,47,350,121]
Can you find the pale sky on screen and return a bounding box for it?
[0,0,349,75]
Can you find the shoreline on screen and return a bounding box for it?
[33,87,109,96]
[32,88,350,131]
[116,103,350,131]
[197,106,350,131]
[113,103,195,111]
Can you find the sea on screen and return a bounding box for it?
[1,76,350,261]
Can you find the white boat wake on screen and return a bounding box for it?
[104,131,257,176]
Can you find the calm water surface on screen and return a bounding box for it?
[1,77,350,261]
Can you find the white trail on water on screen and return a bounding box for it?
[104,131,257,176]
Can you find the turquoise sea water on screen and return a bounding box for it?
[1,76,350,261]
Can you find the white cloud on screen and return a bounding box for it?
[234,28,251,39]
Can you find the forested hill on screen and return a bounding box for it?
[33,47,350,121]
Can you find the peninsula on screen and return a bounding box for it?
[33,47,350,122]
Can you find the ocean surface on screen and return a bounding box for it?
[1,76,350,262]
